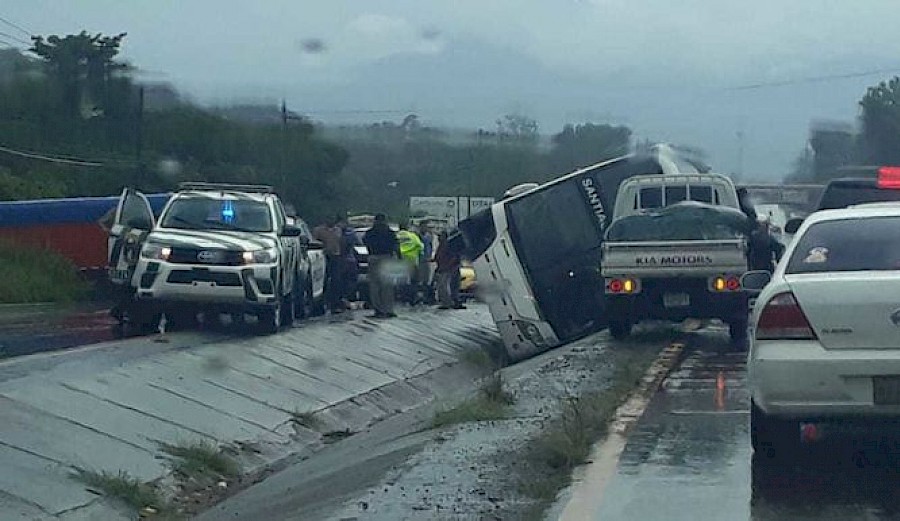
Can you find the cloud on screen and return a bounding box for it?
[340,13,445,63]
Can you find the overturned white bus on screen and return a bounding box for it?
[457,145,711,361]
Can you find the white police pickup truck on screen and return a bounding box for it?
[108,183,324,334]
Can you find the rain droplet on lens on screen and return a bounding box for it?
[299,38,326,54]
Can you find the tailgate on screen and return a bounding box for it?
[601,239,747,276]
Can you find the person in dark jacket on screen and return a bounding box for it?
[434,231,465,310]
[363,214,400,318]
[748,217,785,273]
[338,219,360,305]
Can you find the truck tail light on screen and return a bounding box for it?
[878,166,900,189]
[711,275,741,292]
[756,291,817,340]
[606,277,639,294]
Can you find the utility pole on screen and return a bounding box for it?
[135,86,144,186]
[280,99,287,186]
[280,100,306,187]
[736,117,746,181]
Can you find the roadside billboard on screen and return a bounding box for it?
[409,196,495,227]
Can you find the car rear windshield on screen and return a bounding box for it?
[161,197,272,232]
[817,183,900,210]
[786,216,900,273]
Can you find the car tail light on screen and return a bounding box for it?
[756,291,817,340]
[710,275,741,292]
[606,277,639,294]
[877,166,900,189]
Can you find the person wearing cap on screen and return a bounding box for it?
[363,214,401,318]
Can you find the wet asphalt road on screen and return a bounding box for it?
[590,329,900,521]
[0,303,118,357]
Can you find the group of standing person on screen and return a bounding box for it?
[316,213,467,319]
[312,216,360,314]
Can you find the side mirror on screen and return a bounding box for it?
[281,225,303,237]
[308,239,324,250]
[784,218,803,235]
[741,270,772,294]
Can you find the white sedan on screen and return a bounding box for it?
[744,204,900,458]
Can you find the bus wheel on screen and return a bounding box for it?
[609,318,632,340]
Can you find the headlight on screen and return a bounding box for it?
[141,244,172,261]
[242,247,278,264]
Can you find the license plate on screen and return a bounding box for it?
[873,376,900,405]
[663,292,690,308]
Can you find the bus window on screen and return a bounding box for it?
[457,208,496,259]
[506,179,606,341]
[690,185,713,203]
[640,187,663,209]
[506,181,602,271]
[665,185,688,205]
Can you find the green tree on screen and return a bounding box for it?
[860,76,900,165]
[29,31,130,120]
[549,123,631,171]
[496,114,539,144]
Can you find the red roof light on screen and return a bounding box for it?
[877,166,900,189]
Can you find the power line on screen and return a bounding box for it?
[730,67,900,91]
[0,144,106,167]
[0,36,19,49]
[0,14,32,38]
[0,30,28,46]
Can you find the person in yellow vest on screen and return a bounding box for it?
[396,222,424,304]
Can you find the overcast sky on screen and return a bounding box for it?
[6,1,900,179]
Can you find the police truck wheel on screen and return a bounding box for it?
[293,278,308,319]
[609,318,632,340]
[281,290,295,327]
[257,299,283,335]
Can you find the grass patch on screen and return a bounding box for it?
[519,347,659,510]
[0,241,88,303]
[460,348,494,369]
[74,469,172,514]
[432,373,515,428]
[161,441,239,482]
[290,409,320,430]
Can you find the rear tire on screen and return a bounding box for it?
[609,317,632,340]
[311,290,326,317]
[751,399,798,462]
[729,318,749,348]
